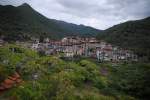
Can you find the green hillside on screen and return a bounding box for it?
[1,44,150,100]
[97,17,150,61]
[0,3,101,41]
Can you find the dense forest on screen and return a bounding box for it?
[97,17,150,61]
[0,3,101,41]
[0,44,150,100]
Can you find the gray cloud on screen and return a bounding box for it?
[0,0,150,29]
[0,0,30,6]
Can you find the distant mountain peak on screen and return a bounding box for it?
[18,3,31,8]
[0,4,101,41]
[145,16,150,20]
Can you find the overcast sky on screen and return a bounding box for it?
[0,0,150,29]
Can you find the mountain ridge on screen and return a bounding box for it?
[97,17,150,61]
[0,3,101,41]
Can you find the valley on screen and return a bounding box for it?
[0,2,150,100]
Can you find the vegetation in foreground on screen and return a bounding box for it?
[0,44,150,100]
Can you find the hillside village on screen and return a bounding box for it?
[0,37,138,62]
[0,39,148,100]
[0,1,150,100]
[29,37,138,62]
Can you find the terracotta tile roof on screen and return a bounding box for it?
[4,79,15,85]
[12,72,20,78]
[8,76,17,81]
[16,79,22,83]
[2,83,13,89]
[0,72,22,92]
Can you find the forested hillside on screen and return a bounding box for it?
[0,3,101,41]
[97,17,150,61]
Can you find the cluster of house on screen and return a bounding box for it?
[96,43,138,62]
[31,37,138,62]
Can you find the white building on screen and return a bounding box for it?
[31,43,40,50]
